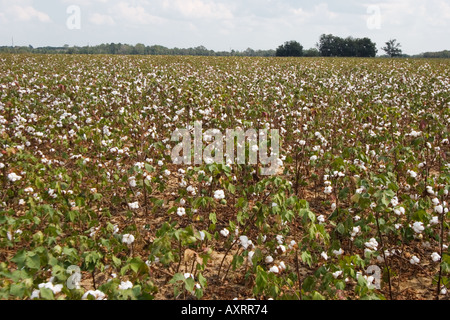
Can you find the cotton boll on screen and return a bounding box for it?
[431,252,441,262]
[122,234,135,245]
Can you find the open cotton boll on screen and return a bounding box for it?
[214,190,225,200]
[220,229,230,237]
[82,290,106,300]
[128,202,139,210]
[431,252,441,262]
[122,234,135,245]
[269,265,280,274]
[412,222,425,234]
[118,280,133,290]
[410,256,420,265]
[8,172,22,182]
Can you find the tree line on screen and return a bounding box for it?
[0,43,275,57]
[0,35,448,58]
[277,34,378,57]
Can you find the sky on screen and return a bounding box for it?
[0,0,449,55]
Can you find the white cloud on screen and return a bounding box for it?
[110,2,165,25]
[90,13,115,26]
[7,5,51,23]
[161,0,234,20]
[291,3,338,22]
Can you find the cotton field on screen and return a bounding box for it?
[0,54,449,300]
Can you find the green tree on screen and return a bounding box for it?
[304,48,320,57]
[276,41,303,57]
[382,39,402,57]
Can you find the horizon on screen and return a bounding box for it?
[1,1,450,56]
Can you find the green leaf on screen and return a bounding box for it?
[185,277,195,292]
[170,273,186,284]
[209,212,217,224]
[10,283,26,298]
[40,288,55,300]
[11,250,27,268]
[112,256,122,268]
[25,253,41,270]
[302,276,315,292]
[130,258,145,274]
[301,251,313,267]
[198,273,207,288]
[311,291,325,300]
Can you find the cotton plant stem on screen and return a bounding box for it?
[375,210,393,300]
[436,204,445,300]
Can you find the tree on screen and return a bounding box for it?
[276,41,303,57]
[317,34,377,57]
[303,48,320,57]
[356,37,377,57]
[382,39,402,57]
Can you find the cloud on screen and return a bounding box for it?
[90,13,115,26]
[109,2,165,25]
[7,5,51,23]
[290,3,338,23]
[161,0,234,20]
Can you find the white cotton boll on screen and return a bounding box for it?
[431,252,441,262]
[391,197,399,207]
[279,262,286,271]
[333,248,344,256]
[276,235,284,245]
[277,245,286,254]
[240,236,250,249]
[128,177,137,188]
[324,186,333,195]
[289,240,297,250]
[394,207,405,216]
[214,190,225,200]
[269,266,280,274]
[412,222,425,234]
[432,198,440,206]
[434,205,444,214]
[351,226,361,237]
[177,207,186,217]
[410,256,420,265]
[310,155,318,161]
[317,215,325,223]
[8,172,22,182]
[30,289,40,300]
[265,256,274,264]
[441,287,448,295]
[128,202,139,210]
[122,234,135,245]
[321,252,328,260]
[118,280,133,290]
[332,271,343,279]
[220,229,230,237]
[82,290,106,300]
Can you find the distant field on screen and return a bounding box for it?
[0,54,449,300]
